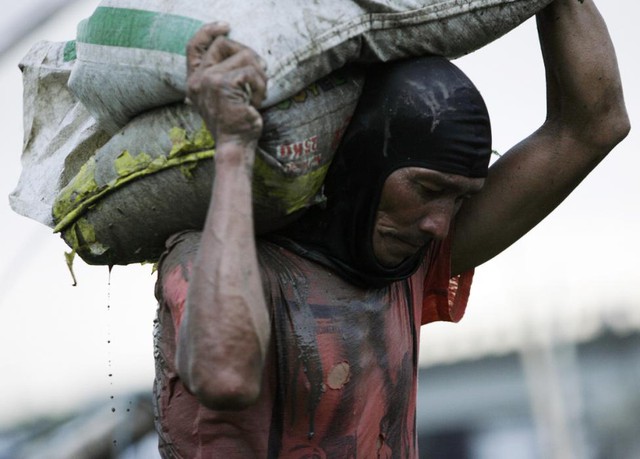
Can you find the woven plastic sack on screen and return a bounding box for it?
[10,41,110,228]
[69,0,554,133]
[52,67,364,266]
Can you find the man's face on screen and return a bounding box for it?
[372,167,485,267]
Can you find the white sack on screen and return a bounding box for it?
[69,0,554,133]
[10,41,109,228]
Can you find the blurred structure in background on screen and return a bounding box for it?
[2,318,639,459]
[419,319,640,459]
[0,392,158,459]
[0,0,82,60]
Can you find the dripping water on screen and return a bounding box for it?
[107,265,114,411]
[106,265,118,454]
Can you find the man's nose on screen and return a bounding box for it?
[417,204,454,241]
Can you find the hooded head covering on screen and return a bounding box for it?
[270,56,492,287]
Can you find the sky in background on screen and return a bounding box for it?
[0,0,638,429]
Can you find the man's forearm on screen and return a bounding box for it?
[177,141,270,410]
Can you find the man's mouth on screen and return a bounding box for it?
[390,234,427,250]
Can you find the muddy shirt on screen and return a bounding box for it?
[153,231,472,458]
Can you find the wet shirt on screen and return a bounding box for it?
[153,231,472,458]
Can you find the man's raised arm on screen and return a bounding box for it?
[175,23,270,410]
[452,0,630,275]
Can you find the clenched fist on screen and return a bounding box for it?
[186,22,268,150]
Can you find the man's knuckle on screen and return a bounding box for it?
[239,48,260,64]
[186,76,198,91]
[202,71,224,87]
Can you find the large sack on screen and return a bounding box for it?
[70,0,554,133]
[10,41,110,228]
[52,67,364,266]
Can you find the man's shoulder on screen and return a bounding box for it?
[257,238,386,299]
[257,239,336,279]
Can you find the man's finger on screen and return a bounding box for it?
[221,66,267,107]
[186,22,230,75]
[203,44,268,83]
[200,36,256,69]
[238,69,268,108]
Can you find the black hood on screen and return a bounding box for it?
[270,56,492,288]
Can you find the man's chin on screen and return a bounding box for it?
[374,234,429,267]
[377,250,414,268]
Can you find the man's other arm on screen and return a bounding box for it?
[452,0,630,275]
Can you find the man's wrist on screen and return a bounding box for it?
[215,139,257,170]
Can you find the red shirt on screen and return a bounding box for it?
[153,231,472,458]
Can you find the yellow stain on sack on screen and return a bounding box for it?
[168,123,214,159]
[53,120,217,237]
[61,216,107,269]
[169,123,215,180]
[76,218,108,257]
[113,150,154,178]
[52,157,100,226]
[252,153,329,214]
[53,150,215,235]
[179,161,199,180]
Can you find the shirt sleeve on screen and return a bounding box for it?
[420,232,474,325]
[155,231,202,335]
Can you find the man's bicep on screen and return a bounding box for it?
[450,126,603,275]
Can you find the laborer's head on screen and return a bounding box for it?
[324,55,492,269]
[275,56,491,287]
[372,166,485,267]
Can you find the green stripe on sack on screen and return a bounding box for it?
[63,40,77,61]
[76,7,204,55]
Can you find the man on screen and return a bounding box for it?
[153,0,629,457]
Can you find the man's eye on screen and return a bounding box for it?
[417,186,437,198]
[418,183,443,195]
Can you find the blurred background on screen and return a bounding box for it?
[0,1,638,458]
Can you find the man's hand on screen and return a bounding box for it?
[186,22,268,151]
